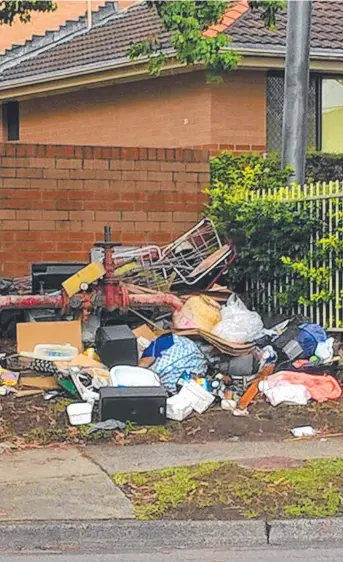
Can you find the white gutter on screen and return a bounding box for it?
[0,48,175,91]
[231,46,343,61]
[1,45,343,93]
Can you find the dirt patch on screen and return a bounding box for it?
[113,458,343,520]
[2,336,343,447]
[2,392,343,447]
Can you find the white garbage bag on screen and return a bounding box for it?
[259,379,311,407]
[212,294,264,343]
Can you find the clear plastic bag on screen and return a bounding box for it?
[212,294,264,343]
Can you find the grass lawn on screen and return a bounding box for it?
[113,458,343,520]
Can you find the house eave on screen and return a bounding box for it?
[1,48,343,101]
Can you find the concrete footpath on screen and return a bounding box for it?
[0,447,134,521]
[84,438,343,474]
[2,438,343,522]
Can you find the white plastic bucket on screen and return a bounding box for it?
[67,402,93,426]
[110,365,160,387]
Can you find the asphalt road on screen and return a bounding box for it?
[2,546,343,561]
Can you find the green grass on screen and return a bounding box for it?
[50,398,74,414]
[113,458,343,520]
[25,424,117,444]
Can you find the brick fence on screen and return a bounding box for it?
[0,144,210,276]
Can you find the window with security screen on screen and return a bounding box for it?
[267,74,317,153]
[322,78,343,153]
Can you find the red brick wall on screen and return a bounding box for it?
[20,73,212,148]
[14,70,267,151]
[0,143,210,277]
[210,70,267,154]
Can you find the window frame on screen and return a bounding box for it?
[3,100,20,141]
[266,70,323,152]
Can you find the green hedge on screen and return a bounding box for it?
[207,151,337,312]
[211,151,343,186]
[306,152,343,183]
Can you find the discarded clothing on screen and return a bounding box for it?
[263,371,342,403]
[146,335,207,393]
[297,323,327,358]
[143,333,174,360]
[88,419,126,434]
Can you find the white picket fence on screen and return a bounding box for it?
[245,180,343,330]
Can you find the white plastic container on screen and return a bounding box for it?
[67,402,93,426]
[166,393,193,421]
[110,365,161,387]
[179,379,215,414]
[21,344,79,362]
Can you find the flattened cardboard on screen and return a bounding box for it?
[20,376,59,390]
[133,324,157,342]
[17,320,82,353]
[56,353,104,369]
[172,328,255,356]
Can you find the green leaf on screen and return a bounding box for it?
[128,1,284,80]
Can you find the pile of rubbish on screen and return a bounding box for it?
[0,291,341,433]
[0,218,341,436]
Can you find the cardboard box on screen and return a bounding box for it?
[17,320,82,353]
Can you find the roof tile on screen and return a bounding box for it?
[1,1,343,87]
[228,0,343,51]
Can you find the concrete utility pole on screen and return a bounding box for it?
[281,0,313,185]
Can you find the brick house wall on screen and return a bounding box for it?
[0,143,209,277]
[8,70,267,153]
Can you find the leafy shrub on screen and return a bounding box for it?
[306,152,343,183]
[211,151,343,186]
[207,152,318,310]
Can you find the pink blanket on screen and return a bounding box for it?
[267,371,342,403]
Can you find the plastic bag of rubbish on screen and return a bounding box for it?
[315,338,334,362]
[212,294,264,343]
[259,379,311,407]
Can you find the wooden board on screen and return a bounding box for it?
[20,376,59,390]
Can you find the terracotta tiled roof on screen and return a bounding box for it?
[1,1,343,88]
[228,0,343,52]
[0,2,170,84]
[203,1,249,38]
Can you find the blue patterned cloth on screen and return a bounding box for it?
[149,335,207,393]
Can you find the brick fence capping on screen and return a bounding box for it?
[0,143,210,162]
[0,143,211,277]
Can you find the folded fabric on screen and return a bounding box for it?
[143,333,174,359]
[149,335,207,393]
[266,371,342,403]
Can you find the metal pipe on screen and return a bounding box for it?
[128,293,183,312]
[129,293,183,312]
[87,0,92,30]
[281,0,313,184]
[0,291,183,314]
[0,294,63,311]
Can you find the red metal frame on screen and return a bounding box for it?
[0,233,184,319]
[0,226,233,320]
